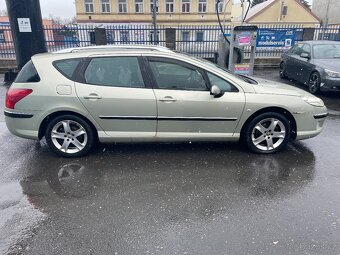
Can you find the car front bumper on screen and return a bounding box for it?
[320,76,340,92]
[294,108,328,141]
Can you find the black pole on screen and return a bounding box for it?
[5,0,47,70]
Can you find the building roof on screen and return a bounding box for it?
[245,0,321,23]
[246,0,276,21]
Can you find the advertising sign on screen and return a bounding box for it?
[256,29,295,49]
[235,64,250,75]
[237,32,252,46]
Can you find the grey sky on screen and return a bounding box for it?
[0,0,76,19]
[0,0,313,19]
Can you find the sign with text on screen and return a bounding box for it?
[18,18,32,33]
[256,29,295,49]
[235,64,250,76]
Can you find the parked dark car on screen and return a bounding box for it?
[280,41,340,94]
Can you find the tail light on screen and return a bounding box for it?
[5,88,33,109]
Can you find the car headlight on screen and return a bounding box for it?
[325,69,340,78]
[302,96,325,107]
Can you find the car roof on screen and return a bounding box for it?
[54,44,173,54]
[300,40,340,45]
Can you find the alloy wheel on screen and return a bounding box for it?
[309,73,319,94]
[51,120,88,154]
[251,118,286,151]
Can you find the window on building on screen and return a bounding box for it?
[118,0,128,13]
[282,5,288,16]
[182,31,190,42]
[135,0,144,13]
[150,1,159,13]
[196,31,204,42]
[0,31,5,43]
[101,0,111,13]
[182,0,190,13]
[166,0,174,13]
[84,0,94,13]
[198,0,207,13]
[215,0,223,13]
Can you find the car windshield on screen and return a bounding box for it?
[313,44,340,59]
[190,55,258,84]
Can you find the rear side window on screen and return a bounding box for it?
[53,59,82,80]
[15,60,40,83]
[84,57,145,88]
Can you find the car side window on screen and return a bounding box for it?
[149,60,208,91]
[54,58,82,80]
[207,72,238,92]
[84,57,145,88]
[291,44,304,55]
[301,44,311,55]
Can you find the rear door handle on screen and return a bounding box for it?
[84,93,102,100]
[159,96,177,103]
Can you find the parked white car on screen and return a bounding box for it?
[5,45,327,157]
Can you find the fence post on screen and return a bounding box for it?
[165,28,176,50]
[94,27,107,45]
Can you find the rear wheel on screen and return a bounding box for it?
[279,62,287,79]
[45,115,95,157]
[308,72,321,94]
[244,112,291,154]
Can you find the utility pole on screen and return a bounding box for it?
[5,0,47,70]
[152,0,158,45]
[322,0,331,40]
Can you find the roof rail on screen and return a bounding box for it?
[55,45,172,54]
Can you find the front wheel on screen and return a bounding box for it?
[45,115,95,157]
[244,112,291,154]
[308,72,321,94]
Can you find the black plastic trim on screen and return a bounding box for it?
[4,111,34,118]
[314,113,328,119]
[99,116,237,121]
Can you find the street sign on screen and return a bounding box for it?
[17,18,32,33]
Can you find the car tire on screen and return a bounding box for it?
[244,112,291,154]
[279,62,287,79]
[308,71,321,94]
[45,115,95,157]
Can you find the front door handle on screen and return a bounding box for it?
[159,96,177,103]
[84,93,102,100]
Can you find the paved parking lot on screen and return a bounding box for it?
[0,70,340,255]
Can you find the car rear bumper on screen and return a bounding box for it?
[5,110,40,140]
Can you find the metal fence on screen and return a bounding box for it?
[1,24,340,59]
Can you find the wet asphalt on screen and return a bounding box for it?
[0,70,340,255]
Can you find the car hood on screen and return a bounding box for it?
[312,59,340,72]
[251,77,311,97]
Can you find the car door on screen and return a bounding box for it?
[75,56,157,141]
[295,43,313,83]
[285,43,304,80]
[145,57,246,141]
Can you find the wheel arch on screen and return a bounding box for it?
[38,110,99,141]
[240,107,297,140]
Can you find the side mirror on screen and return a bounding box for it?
[300,52,310,59]
[210,85,224,98]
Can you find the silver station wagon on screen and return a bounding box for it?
[5,45,328,157]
